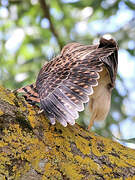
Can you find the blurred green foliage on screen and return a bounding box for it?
[0,0,135,142]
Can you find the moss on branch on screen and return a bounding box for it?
[0,85,135,180]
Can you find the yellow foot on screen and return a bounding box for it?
[88,119,94,131]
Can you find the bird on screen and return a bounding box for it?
[17,35,118,130]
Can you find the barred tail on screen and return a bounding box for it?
[17,83,40,105]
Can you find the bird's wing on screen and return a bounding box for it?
[36,39,118,127]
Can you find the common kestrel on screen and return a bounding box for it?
[17,36,118,129]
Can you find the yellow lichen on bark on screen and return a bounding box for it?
[0,86,135,179]
[0,110,4,116]
[0,86,16,105]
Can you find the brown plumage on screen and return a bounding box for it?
[17,36,118,129]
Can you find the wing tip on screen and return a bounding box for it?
[60,120,68,127]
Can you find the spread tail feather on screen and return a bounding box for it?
[17,83,40,105]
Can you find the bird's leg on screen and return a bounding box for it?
[88,118,94,130]
[88,98,95,130]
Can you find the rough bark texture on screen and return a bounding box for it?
[0,85,135,180]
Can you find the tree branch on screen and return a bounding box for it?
[39,0,63,49]
[0,85,135,179]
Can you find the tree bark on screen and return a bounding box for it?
[0,85,135,180]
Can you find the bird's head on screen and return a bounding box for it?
[99,34,118,49]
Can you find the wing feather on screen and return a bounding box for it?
[36,38,118,126]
